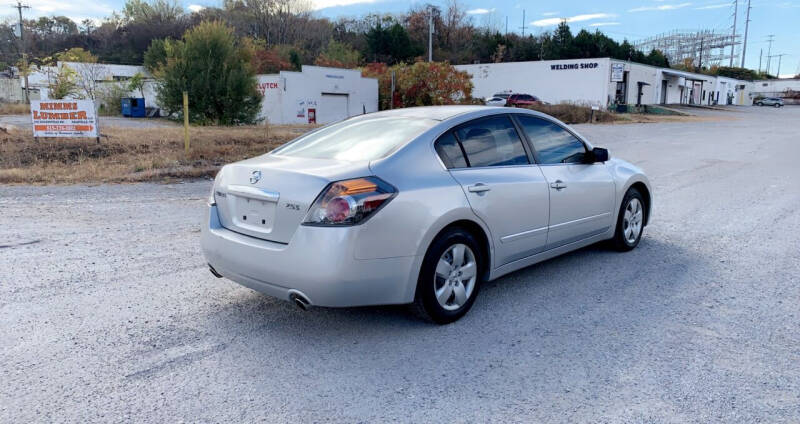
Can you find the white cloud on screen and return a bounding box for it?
[187,5,205,13]
[695,3,728,9]
[629,3,692,12]
[26,0,113,18]
[589,22,621,26]
[467,8,496,15]
[532,13,616,27]
[541,11,559,16]
[311,0,380,9]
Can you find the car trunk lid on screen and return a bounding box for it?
[214,154,370,244]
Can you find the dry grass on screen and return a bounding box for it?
[0,124,309,184]
[523,103,618,124]
[0,103,30,115]
[523,103,729,125]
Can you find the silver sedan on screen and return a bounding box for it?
[201,106,652,323]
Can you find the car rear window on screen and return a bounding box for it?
[273,116,438,161]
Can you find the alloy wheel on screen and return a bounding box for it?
[623,198,643,244]
[434,243,477,311]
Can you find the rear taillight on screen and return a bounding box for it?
[302,177,396,226]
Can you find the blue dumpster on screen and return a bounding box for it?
[121,97,146,117]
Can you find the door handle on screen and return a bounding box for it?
[549,180,567,191]
[467,183,491,193]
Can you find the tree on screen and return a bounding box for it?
[362,61,472,109]
[47,65,79,99]
[143,38,168,73]
[72,62,108,100]
[289,49,301,70]
[55,47,97,63]
[155,21,262,124]
[252,47,292,73]
[645,49,669,68]
[365,20,422,64]
[314,40,361,68]
[128,72,146,97]
[123,0,184,24]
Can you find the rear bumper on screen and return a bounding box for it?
[200,205,417,307]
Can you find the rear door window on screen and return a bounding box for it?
[454,116,529,167]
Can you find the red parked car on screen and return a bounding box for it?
[505,93,542,107]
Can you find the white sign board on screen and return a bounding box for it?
[31,100,98,138]
[611,63,625,82]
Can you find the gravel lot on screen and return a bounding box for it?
[1,106,798,423]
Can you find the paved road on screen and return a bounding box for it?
[1,107,799,423]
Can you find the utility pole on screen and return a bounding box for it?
[13,1,30,103]
[729,0,738,67]
[520,10,527,37]
[770,54,787,77]
[758,48,762,73]
[740,0,751,68]
[698,36,704,71]
[427,6,434,62]
[765,35,774,74]
[505,16,508,37]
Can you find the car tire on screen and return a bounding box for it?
[611,187,645,252]
[774,103,781,108]
[756,102,762,106]
[413,228,483,324]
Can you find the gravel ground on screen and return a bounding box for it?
[1,106,799,423]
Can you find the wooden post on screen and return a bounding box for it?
[182,91,189,155]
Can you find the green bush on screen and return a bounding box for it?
[98,82,130,116]
[153,21,262,125]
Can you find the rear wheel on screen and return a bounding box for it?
[775,103,781,108]
[413,228,483,324]
[612,188,645,252]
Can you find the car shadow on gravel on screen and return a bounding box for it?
[204,235,711,338]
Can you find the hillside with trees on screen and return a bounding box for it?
[1,0,671,73]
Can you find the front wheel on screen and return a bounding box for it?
[414,228,483,324]
[612,188,645,251]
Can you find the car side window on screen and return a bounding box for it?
[454,116,529,167]
[434,132,468,169]
[516,115,587,164]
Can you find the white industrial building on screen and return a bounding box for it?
[746,78,800,105]
[22,62,158,106]
[456,58,749,107]
[11,63,378,124]
[256,65,378,125]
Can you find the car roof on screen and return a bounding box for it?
[365,105,492,121]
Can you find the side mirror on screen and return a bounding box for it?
[587,147,609,163]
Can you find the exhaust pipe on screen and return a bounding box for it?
[208,265,223,278]
[289,291,311,311]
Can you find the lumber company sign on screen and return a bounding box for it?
[30,100,98,138]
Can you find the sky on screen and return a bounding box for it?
[5,0,799,77]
